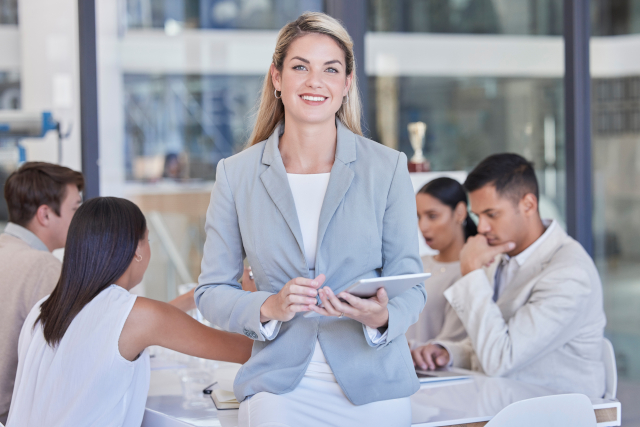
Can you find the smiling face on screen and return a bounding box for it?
[271,32,352,127]
[417,193,465,251]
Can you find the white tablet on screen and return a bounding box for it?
[342,273,431,299]
[304,273,430,318]
[415,368,472,383]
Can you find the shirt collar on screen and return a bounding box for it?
[3,222,50,252]
[505,219,556,267]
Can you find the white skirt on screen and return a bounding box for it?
[238,341,411,427]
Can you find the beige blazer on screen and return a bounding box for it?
[440,223,606,398]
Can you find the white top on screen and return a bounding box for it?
[261,173,386,356]
[7,285,150,427]
[286,173,331,271]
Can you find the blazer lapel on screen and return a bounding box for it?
[497,222,566,304]
[315,121,357,266]
[259,124,306,260]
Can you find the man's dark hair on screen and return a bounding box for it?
[464,153,539,204]
[4,162,85,227]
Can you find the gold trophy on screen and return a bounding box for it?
[407,121,430,172]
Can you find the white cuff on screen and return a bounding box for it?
[259,320,280,340]
[366,325,388,345]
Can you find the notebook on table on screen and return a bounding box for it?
[210,387,240,410]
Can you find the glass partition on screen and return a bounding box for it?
[0,0,20,224]
[368,0,563,35]
[591,1,640,420]
[366,0,567,234]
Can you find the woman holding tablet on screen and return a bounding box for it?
[195,12,425,427]
[407,178,477,351]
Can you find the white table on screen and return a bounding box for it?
[143,356,620,427]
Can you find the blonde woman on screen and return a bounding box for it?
[195,12,425,426]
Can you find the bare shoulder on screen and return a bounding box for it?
[120,297,180,359]
[128,296,175,325]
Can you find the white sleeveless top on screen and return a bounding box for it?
[7,285,150,427]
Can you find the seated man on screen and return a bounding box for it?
[0,162,84,423]
[411,153,606,398]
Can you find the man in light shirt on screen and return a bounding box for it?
[0,162,84,423]
[411,153,607,398]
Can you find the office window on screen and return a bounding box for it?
[592,0,640,36]
[0,15,20,223]
[366,0,566,224]
[0,0,18,25]
[126,0,322,30]
[592,56,640,418]
[368,0,563,35]
[123,74,263,181]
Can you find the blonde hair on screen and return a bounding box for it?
[248,12,362,146]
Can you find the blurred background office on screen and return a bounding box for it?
[0,0,638,423]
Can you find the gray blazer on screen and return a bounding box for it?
[195,120,425,405]
[440,222,606,398]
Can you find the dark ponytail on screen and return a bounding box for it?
[36,197,147,347]
[418,177,477,240]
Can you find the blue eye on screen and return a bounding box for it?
[293,65,306,71]
[326,68,338,73]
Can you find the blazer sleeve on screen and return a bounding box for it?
[444,266,593,376]
[195,159,275,341]
[364,152,426,348]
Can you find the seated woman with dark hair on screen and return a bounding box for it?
[407,178,477,367]
[6,197,252,427]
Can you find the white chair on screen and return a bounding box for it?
[485,393,596,427]
[603,337,618,399]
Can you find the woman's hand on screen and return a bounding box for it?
[260,274,325,322]
[311,286,389,329]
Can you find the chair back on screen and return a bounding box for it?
[485,393,596,427]
[603,337,617,399]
